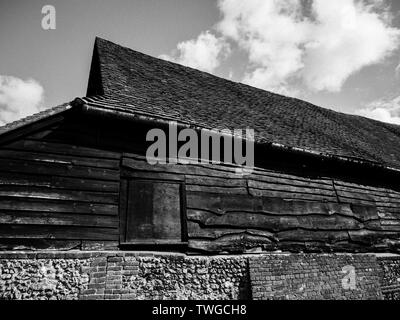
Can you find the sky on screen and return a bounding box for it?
[1,0,400,125]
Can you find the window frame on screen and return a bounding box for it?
[119,170,188,247]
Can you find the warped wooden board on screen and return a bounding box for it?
[188,234,276,253]
[186,192,379,221]
[122,155,334,188]
[0,211,118,228]
[276,229,350,243]
[185,176,247,187]
[183,190,400,252]
[6,139,121,159]
[187,209,364,232]
[0,149,120,169]
[247,179,336,197]
[0,186,118,204]
[0,197,118,215]
[248,188,337,202]
[335,185,399,202]
[335,180,400,198]
[186,185,248,195]
[0,224,118,240]
[187,220,276,240]
[348,229,400,243]
[0,171,119,193]
[0,239,82,251]
[0,158,120,181]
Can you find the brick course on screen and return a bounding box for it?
[249,253,382,300]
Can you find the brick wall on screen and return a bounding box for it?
[377,254,400,300]
[1,251,398,300]
[250,254,382,300]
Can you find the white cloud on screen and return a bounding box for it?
[0,75,44,126]
[217,0,400,93]
[302,0,400,91]
[159,31,230,73]
[218,0,311,93]
[356,96,400,125]
[160,0,399,95]
[396,61,400,77]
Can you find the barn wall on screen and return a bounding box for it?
[0,125,121,250]
[1,113,400,253]
[122,153,400,253]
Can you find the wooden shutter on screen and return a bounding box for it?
[124,179,185,244]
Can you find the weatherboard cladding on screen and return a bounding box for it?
[1,38,400,255]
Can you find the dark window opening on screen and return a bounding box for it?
[122,179,187,245]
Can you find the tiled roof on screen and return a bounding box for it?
[91,37,400,170]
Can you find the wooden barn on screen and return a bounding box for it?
[1,37,400,253]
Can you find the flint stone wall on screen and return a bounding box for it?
[377,254,400,300]
[0,252,92,300]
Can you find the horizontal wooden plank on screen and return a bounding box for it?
[188,234,275,253]
[0,211,118,228]
[276,229,350,243]
[0,158,120,181]
[187,220,275,240]
[120,240,188,245]
[0,197,118,215]
[189,235,400,253]
[185,176,246,188]
[339,196,399,209]
[248,179,336,197]
[377,211,400,220]
[0,224,118,240]
[380,218,400,225]
[348,229,400,243]
[122,157,225,177]
[186,185,248,195]
[336,189,400,207]
[249,173,334,190]
[0,149,120,169]
[6,139,121,159]
[0,186,118,204]
[336,189,377,203]
[377,207,400,214]
[186,192,378,221]
[123,155,334,188]
[0,239,81,251]
[335,180,400,198]
[0,171,119,193]
[248,188,337,202]
[121,169,185,182]
[123,156,270,183]
[187,209,364,232]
